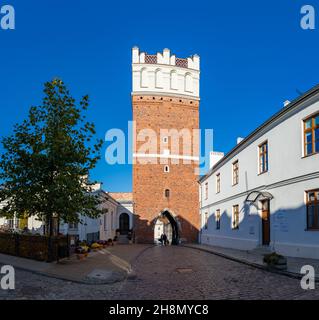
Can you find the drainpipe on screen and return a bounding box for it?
[197,180,202,244]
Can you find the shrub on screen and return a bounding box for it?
[263,252,285,265]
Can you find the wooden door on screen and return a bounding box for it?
[119,213,130,235]
[261,200,270,245]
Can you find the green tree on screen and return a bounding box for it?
[0,79,103,236]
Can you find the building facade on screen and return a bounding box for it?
[132,47,200,244]
[49,189,135,243]
[107,192,134,242]
[0,184,135,244]
[0,214,43,234]
[199,85,319,259]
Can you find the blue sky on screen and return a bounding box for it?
[0,0,318,192]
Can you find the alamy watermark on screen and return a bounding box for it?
[300,265,316,290]
[0,4,15,30]
[104,122,214,175]
[0,265,15,290]
[300,5,316,30]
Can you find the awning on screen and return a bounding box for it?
[245,191,274,204]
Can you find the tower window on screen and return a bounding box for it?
[164,165,170,173]
[165,189,170,198]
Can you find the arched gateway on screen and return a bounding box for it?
[154,211,179,245]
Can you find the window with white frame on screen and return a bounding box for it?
[232,205,239,230]
[232,160,239,186]
[259,141,268,174]
[216,173,221,193]
[306,189,319,230]
[204,212,208,230]
[304,113,319,156]
[216,209,221,230]
[205,182,208,200]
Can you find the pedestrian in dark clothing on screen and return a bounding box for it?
[162,233,168,246]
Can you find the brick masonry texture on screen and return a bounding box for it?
[132,95,200,243]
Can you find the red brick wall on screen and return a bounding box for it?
[132,95,200,243]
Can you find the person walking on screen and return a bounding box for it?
[162,233,168,246]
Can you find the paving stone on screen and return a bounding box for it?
[1,246,319,300]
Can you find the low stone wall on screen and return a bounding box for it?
[0,232,69,262]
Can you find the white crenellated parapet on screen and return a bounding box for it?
[132,47,200,100]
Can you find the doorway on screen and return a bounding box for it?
[261,199,270,246]
[154,210,179,245]
[119,213,130,235]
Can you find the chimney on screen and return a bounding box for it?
[283,100,290,107]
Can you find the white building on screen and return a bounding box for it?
[107,193,134,242]
[199,85,319,259]
[0,214,43,234]
[0,184,135,244]
[58,190,134,243]
[59,183,113,243]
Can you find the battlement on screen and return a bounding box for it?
[132,47,200,71]
[132,47,200,100]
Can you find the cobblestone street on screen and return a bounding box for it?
[1,246,319,300]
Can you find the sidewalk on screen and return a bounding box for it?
[183,243,319,281]
[0,244,152,285]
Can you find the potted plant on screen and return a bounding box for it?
[91,242,102,252]
[97,240,108,248]
[75,245,89,260]
[263,252,287,270]
[107,238,114,246]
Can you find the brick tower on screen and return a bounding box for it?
[132,47,200,244]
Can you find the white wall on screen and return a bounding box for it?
[200,92,319,259]
[99,197,118,241]
[132,47,200,99]
[0,215,43,234]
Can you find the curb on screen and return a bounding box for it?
[182,244,319,283]
[0,252,131,286]
[125,245,155,279]
[0,245,155,286]
[0,261,115,285]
